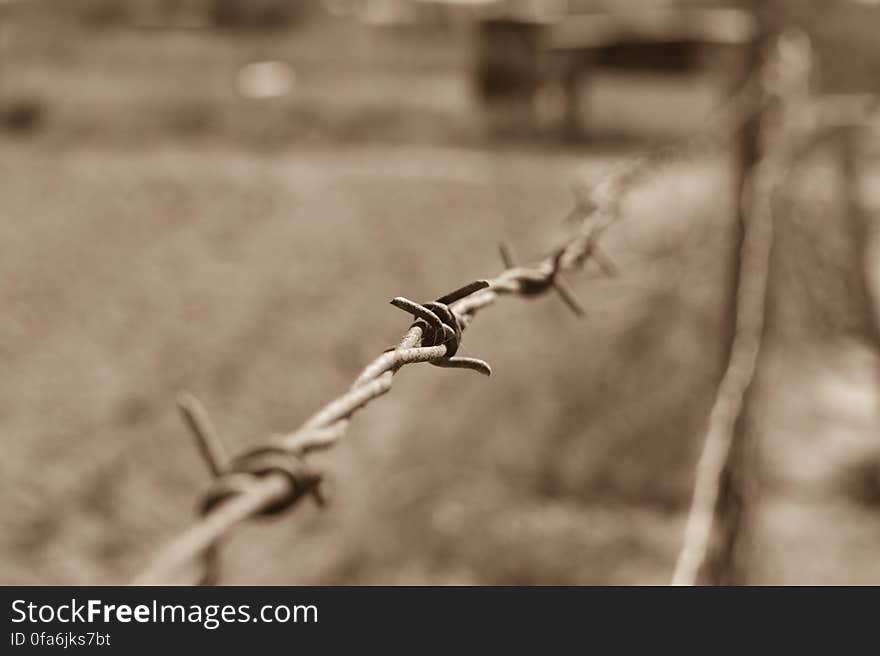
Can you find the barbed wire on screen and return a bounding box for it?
[130,65,769,586]
[131,172,633,584]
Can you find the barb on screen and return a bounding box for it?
[671,30,814,586]
[498,242,586,316]
[391,281,494,375]
[178,393,229,478]
[176,392,230,585]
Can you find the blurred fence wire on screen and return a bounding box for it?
[672,30,815,586]
[673,29,880,586]
[131,27,878,586]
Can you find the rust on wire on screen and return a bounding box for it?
[391,281,493,375]
[132,166,633,585]
[132,77,771,585]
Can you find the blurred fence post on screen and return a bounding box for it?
[702,0,772,585]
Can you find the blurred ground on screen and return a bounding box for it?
[2,5,880,585]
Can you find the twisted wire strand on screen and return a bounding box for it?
[131,163,648,585]
[134,197,624,585]
[132,81,764,586]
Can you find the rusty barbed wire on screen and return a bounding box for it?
[131,70,769,586]
[132,180,626,585]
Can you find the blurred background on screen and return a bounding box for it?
[1,0,880,585]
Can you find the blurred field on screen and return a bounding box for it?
[2,6,880,585]
[0,135,737,584]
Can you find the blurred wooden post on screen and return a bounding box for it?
[702,0,771,585]
[560,50,586,141]
[475,19,543,137]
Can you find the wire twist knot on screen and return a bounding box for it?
[390,280,492,376]
[201,446,323,517]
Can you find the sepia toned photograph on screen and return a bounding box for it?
[2,0,880,589]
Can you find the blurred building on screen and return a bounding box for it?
[38,0,322,29]
[397,0,759,138]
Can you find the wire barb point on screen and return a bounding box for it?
[499,241,518,269]
[177,392,229,478]
[552,278,586,317]
[432,357,492,376]
[436,280,490,306]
